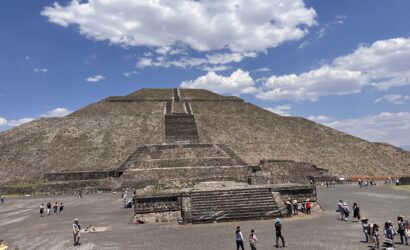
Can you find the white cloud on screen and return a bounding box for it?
[257,37,410,102]
[7,118,35,127]
[310,112,410,147]
[298,40,310,49]
[253,68,271,72]
[264,105,292,116]
[201,65,231,72]
[307,115,332,123]
[42,0,316,53]
[25,56,31,60]
[33,68,48,73]
[374,94,410,105]
[180,69,256,95]
[86,75,105,82]
[0,117,7,126]
[257,66,366,101]
[41,107,72,117]
[123,70,140,77]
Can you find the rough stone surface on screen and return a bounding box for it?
[1,88,409,185]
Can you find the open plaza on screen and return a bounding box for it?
[1,183,409,250]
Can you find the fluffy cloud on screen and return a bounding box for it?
[258,37,410,101]
[33,68,48,73]
[42,0,316,53]
[310,112,410,147]
[257,66,366,101]
[86,75,105,82]
[264,105,292,116]
[41,107,72,117]
[7,118,35,127]
[374,94,410,105]
[0,117,7,126]
[181,69,256,95]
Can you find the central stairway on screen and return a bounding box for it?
[190,188,281,223]
[165,113,199,143]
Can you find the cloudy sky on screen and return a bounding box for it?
[0,0,410,149]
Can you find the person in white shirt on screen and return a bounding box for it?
[73,218,81,246]
[235,226,245,250]
[249,229,258,250]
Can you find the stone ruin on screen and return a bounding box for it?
[40,88,326,223]
[3,88,408,223]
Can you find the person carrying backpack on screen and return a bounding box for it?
[341,202,350,221]
[46,202,52,216]
[235,226,245,250]
[249,229,258,250]
[384,221,396,247]
[352,202,361,222]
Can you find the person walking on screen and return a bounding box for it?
[285,199,292,217]
[373,224,380,250]
[0,195,4,204]
[46,202,52,216]
[384,221,396,247]
[59,202,64,215]
[352,202,361,222]
[397,215,409,245]
[39,204,45,217]
[73,218,81,246]
[337,200,344,220]
[361,217,371,242]
[341,202,350,221]
[249,229,258,250]
[275,218,285,248]
[235,226,245,250]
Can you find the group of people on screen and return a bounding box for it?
[337,200,409,249]
[384,177,400,186]
[285,198,312,216]
[323,180,336,187]
[358,179,377,189]
[235,218,285,250]
[40,201,64,216]
[360,216,409,249]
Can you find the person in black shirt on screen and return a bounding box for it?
[275,218,285,248]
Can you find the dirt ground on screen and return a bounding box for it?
[1,184,409,249]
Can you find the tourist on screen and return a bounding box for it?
[352,202,361,222]
[361,217,371,242]
[53,201,58,214]
[59,202,64,215]
[78,190,83,198]
[249,229,258,250]
[341,202,350,221]
[40,203,45,217]
[292,199,298,215]
[301,202,306,213]
[337,200,344,220]
[274,218,285,248]
[332,180,336,187]
[384,221,396,247]
[397,215,409,245]
[0,194,4,204]
[235,226,245,250]
[46,202,52,216]
[285,199,293,216]
[73,218,81,246]
[373,224,380,249]
[306,199,312,214]
[326,181,329,188]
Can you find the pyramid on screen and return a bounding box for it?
[0,88,409,186]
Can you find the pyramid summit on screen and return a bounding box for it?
[0,88,409,186]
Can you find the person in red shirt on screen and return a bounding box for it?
[306,199,312,214]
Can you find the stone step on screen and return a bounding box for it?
[192,206,278,214]
[192,204,277,211]
[190,189,272,197]
[191,194,274,202]
[191,198,276,205]
[134,157,236,169]
[191,210,281,223]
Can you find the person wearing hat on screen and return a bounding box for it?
[361,217,371,242]
[274,218,285,248]
[73,218,81,246]
[397,215,409,245]
[384,221,396,247]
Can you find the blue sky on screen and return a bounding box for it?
[1,0,410,148]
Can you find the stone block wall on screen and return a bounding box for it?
[44,170,116,182]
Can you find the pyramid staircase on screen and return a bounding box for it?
[190,188,281,223]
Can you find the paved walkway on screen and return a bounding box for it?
[0,184,409,249]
